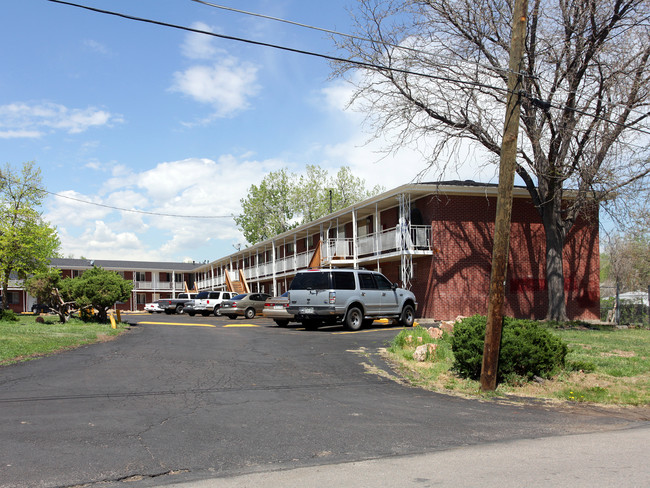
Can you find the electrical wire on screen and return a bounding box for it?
[0,174,233,219]
[47,0,650,138]
[190,0,650,126]
[46,0,512,96]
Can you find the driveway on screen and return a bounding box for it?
[0,314,646,487]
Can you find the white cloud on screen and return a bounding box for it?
[181,22,219,60]
[170,60,260,117]
[0,102,122,135]
[83,39,111,56]
[0,129,43,139]
[315,80,499,188]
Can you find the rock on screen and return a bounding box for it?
[439,321,455,334]
[405,335,413,344]
[413,343,438,362]
[427,327,443,339]
[35,316,45,324]
[413,344,428,361]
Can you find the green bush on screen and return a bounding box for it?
[451,315,568,383]
[0,309,19,322]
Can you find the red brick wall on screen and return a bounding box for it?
[405,194,599,321]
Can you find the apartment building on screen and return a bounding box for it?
[3,182,600,320]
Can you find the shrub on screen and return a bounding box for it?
[0,309,19,322]
[451,315,568,383]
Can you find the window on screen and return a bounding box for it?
[374,273,393,290]
[332,272,356,290]
[358,272,377,290]
[136,294,146,305]
[174,274,184,283]
[135,272,146,282]
[290,271,331,290]
[1,292,20,305]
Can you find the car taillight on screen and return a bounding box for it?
[329,291,336,304]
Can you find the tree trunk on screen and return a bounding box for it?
[543,211,568,321]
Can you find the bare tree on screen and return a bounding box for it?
[333,0,650,320]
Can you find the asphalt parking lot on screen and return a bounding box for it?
[0,313,647,487]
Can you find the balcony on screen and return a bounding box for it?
[323,224,432,263]
[195,225,432,290]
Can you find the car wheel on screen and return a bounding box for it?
[187,311,195,317]
[400,304,415,327]
[274,319,289,327]
[244,307,255,320]
[213,306,220,316]
[345,307,363,331]
[175,304,184,314]
[164,309,172,315]
[227,314,237,320]
[201,311,210,317]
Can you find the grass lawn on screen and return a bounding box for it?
[0,314,129,366]
[385,323,650,407]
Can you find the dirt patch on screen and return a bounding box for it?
[601,349,636,358]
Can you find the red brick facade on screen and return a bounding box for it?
[390,193,600,321]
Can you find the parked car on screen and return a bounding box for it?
[287,268,417,331]
[219,293,271,319]
[157,293,197,314]
[144,302,163,313]
[262,292,295,327]
[184,290,234,317]
[31,303,50,314]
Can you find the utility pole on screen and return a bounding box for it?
[480,0,529,391]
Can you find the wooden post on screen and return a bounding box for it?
[480,0,529,391]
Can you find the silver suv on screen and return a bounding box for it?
[287,268,417,331]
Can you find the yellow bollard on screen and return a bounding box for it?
[109,313,117,329]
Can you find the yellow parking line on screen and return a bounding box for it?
[333,326,405,335]
[223,324,259,327]
[138,321,216,327]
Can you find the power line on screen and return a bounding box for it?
[46,0,512,96]
[0,174,233,219]
[47,0,650,138]
[191,0,650,127]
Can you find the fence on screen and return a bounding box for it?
[600,285,649,326]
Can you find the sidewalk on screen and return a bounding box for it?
[167,425,650,488]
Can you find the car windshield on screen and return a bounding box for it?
[290,272,330,290]
[196,291,210,299]
[231,294,247,300]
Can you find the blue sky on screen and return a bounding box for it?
[2,0,495,263]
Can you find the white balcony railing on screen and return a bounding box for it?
[196,225,432,290]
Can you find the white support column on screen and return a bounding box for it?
[352,207,358,268]
[271,239,277,297]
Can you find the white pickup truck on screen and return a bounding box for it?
[183,291,235,316]
[157,293,197,315]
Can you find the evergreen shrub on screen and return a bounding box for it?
[451,315,568,383]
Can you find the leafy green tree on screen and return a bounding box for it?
[236,165,384,244]
[63,266,132,322]
[0,162,60,310]
[234,168,297,244]
[25,268,76,323]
